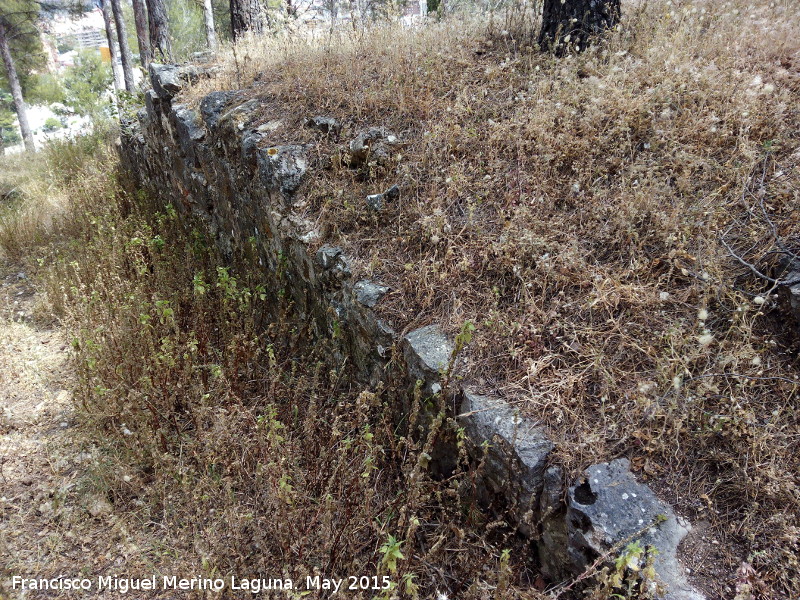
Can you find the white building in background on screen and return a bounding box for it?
[71,27,106,49]
[43,7,108,71]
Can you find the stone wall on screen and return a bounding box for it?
[119,62,704,600]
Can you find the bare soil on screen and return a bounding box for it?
[0,266,175,600]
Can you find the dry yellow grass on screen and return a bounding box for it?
[177,1,800,596]
[1,1,797,596]
[0,132,112,263]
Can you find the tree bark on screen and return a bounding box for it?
[202,0,217,51]
[146,0,173,62]
[0,18,34,152]
[538,0,620,56]
[131,0,152,67]
[110,0,136,91]
[230,0,267,41]
[100,0,124,91]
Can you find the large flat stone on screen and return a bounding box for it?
[200,91,237,129]
[257,145,308,199]
[565,459,703,600]
[149,63,180,99]
[459,390,553,532]
[170,104,205,159]
[403,325,453,395]
[353,280,389,308]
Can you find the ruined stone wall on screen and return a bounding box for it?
[119,63,703,600]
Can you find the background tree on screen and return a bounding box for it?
[146,0,173,61]
[165,0,205,60]
[130,0,151,65]
[0,90,21,153]
[110,0,135,90]
[99,0,124,90]
[42,115,61,131]
[27,72,65,104]
[0,0,42,152]
[229,0,266,40]
[62,48,113,117]
[538,0,620,55]
[201,0,215,50]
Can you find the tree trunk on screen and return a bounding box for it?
[110,0,136,91]
[230,0,267,41]
[146,0,173,62]
[0,18,34,152]
[538,0,620,56]
[131,0,152,67]
[100,0,124,91]
[202,0,217,51]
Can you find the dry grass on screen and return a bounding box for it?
[3,141,548,599]
[177,1,800,596]
[0,132,113,263]
[0,154,64,263]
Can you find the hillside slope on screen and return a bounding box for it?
[176,2,800,596]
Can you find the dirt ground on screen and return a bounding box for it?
[0,266,178,600]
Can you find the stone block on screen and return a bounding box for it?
[563,459,703,600]
[403,325,453,395]
[459,390,553,529]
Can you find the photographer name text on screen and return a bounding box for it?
[11,574,393,594]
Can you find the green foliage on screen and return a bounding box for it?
[0,91,19,149]
[4,132,547,599]
[55,34,75,54]
[62,49,113,117]
[42,116,62,132]
[586,540,663,600]
[0,0,48,93]
[0,110,19,148]
[166,0,206,61]
[378,535,405,573]
[27,73,66,106]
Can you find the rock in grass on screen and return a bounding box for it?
[257,145,308,198]
[366,184,400,211]
[353,280,390,308]
[200,91,237,129]
[366,193,384,211]
[306,116,341,136]
[149,64,202,101]
[348,127,398,166]
[564,459,704,600]
[317,245,342,269]
[316,246,351,277]
[170,104,205,158]
[403,324,453,395]
[458,390,553,529]
[149,63,181,100]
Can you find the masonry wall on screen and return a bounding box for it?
[119,63,703,600]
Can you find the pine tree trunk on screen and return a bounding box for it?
[202,0,217,51]
[538,0,620,56]
[100,0,124,91]
[230,0,267,41]
[110,0,136,91]
[131,0,152,67]
[146,0,173,61]
[0,18,34,152]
